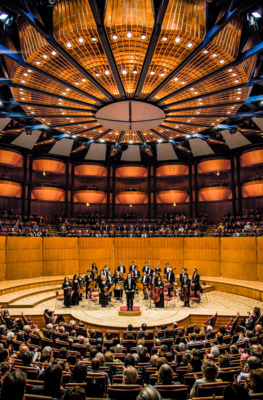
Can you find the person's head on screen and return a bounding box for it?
[150,354,159,367]
[141,323,147,331]
[63,386,86,400]
[247,356,262,371]
[218,355,230,368]
[91,357,100,370]
[158,364,173,384]
[210,346,220,357]
[128,324,133,331]
[73,363,87,383]
[136,385,162,400]
[64,277,69,283]
[1,370,26,400]
[124,354,135,368]
[0,349,8,363]
[156,357,168,370]
[67,354,77,366]
[43,364,63,394]
[127,273,131,279]
[184,272,188,279]
[123,366,138,384]
[201,361,218,380]
[230,345,239,355]
[104,351,114,363]
[223,384,250,400]
[22,350,33,366]
[250,368,263,393]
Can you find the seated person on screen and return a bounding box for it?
[30,364,66,398]
[190,361,222,398]
[155,364,181,386]
[123,366,138,384]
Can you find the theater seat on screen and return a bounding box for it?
[155,385,188,399]
[108,384,141,400]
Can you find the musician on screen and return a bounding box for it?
[99,275,109,308]
[155,276,164,308]
[84,271,92,299]
[141,271,150,300]
[142,262,150,274]
[114,270,123,300]
[180,268,187,284]
[72,274,80,306]
[166,267,175,297]
[181,272,191,307]
[147,265,153,276]
[118,262,126,274]
[78,273,84,301]
[124,273,136,311]
[129,261,137,273]
[103,264,110,276]
[155,264,161,275]
[133,266,141,281]
[192,268,202,300]
[97,270,105,286]
[90,263,98,280]
[164,263,170,274]
[62,277,72,308]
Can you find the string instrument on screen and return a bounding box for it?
[105,283,114,296]
[143,284,149,298]
[114,277,123,290]
[150,285,159,302]
[77,283,85,294]
[180,285,189,303]
[66,286,73,296]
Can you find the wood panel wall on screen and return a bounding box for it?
[2,237,263,281]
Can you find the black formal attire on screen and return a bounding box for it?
[155,282,164,308]
[155,267,161,275]
[99,281,109,307]
[141,275,149,299]
[78,277,84,301]
[62,282,72,308]
[124,278,136,310]
[118,265,126,274]
[72,279,80,306]
[166,271,175,296]
[90,266,98,280]
[114,276,123,300]
[181,277,191,307]
[84,273,92,299]
[180,272,186,284]
[192,272,202,297]
[129,264,137,272]
[142,265,150,274]
[107,275,113,301]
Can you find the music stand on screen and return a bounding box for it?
[146,283,157,311]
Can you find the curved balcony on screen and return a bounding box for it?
[0,148,23,168]
[0,179,22,198]
[199,184,231,202]
[116,165,147,178]
[242,180,263,198]
[33,158,65,174]
[156,163,188,177]
[74,187,106,203]
[240,149,263,167]
[32,185,65,202]
[198,158,231,174]
[75,163,107,177]
[158,188,189,204]
[116,189,147,204]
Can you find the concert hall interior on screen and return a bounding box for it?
[0,0,263,399]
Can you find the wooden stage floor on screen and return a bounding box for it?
[8,290,263,329]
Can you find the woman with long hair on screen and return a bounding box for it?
[62,277,72,308]
[72,274,80,306]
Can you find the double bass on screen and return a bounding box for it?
[180,285,189,303]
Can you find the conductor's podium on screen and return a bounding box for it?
[119,306,141,316]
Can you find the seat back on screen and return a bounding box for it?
[25,395,52,400]
[155,385,188,400]
[108,384,141,400]
[196,382,229,397]
[86,373,107,398]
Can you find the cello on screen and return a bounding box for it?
[180,285,189,303]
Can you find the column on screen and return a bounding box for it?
[112,166,115,220]
[65,160,69,218]
[231,155,236,217]
[27,155,33,217]
[189,164,193,218]
[194,162,198,217]
[70,163,75,218]
[153,165,157,220]
[236,154,242,216]
[148,164,151,220]
[106,162,111,220]
[21,153,27,217]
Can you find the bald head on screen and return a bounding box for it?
[123,366,138,384]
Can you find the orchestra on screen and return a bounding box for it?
[62,262,204,309]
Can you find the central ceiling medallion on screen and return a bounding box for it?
[95,100,165,131]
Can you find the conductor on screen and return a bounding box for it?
[124,273,136,311]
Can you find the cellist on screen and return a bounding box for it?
[155,276,164,308]
[181,272,191,307]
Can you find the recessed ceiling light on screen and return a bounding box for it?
[133,70,138,74]
[100,139,105,142]
[194,91,198,95]
[129,140,133,143]
[220,59,225,64]
[27,69,32,73]
[190,88,194,91]
[59,98,62,101]
[51,50,57,56]
[199,102,203,105]
[24,73,28,77]
[181,81,186,85]
[91,37,97,42]
[43,54,48,59]
[66,42,72,48]
[105,70,110,75]
[35,61,41,65]
[175,36,181,43]
[112,34,118,40]
[211,53,217,58]
[78,37,84,43]
[232,73,237,77]
[150,71,155,75]
[203,49,208,54]
[162,36,168,42]
[21,97,25,100]
[21,80,26,83]
[31,112,35,114]
[187,42,193,48]
[122,68,127,75]
[231,106,235,109]
[196,112,200,114]
[75,82,79,85]
[62,92,66,95]
[95,72,100,77]
[235,80,239,83]
[227,111,231,114]
[236,97,241,100]
[174,77,178,81]
[127,31,132,38]
[158,139,163,142]
[82,78,86,82]
[141,34,146,40]
[186,134,191,138]
[160,72,165,77]
[228,69,233,72]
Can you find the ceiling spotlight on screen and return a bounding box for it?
[43,54,48,59]
[66,88,70,91]
[194,91,198,95]
[100,139,105,142]
[190,88,194,91]
[105,69,110,75]
[150,71,155,75]
[175,36,181,43]
[122,68,127,75]
[91,37,97,42]
[174,77,178,81]
[232,73,237,77]
[75,82,79,85]
[129,140,133,143]
[21,80,25,83]
[21,97,25,100]
[235,80,239,83]
[173,203,177,207]
[141,34,146,40]
[133,69,138,74]
[160,72,165,77]
[35,61,41,65]
[157,139,162,142]
[236,97,241,100]
[0,13,8,21]
[95,72,100,77]
[228,69,233,72]
[187,42,193,48]
[203,49,208,54]
[23,73,28,77]
[86,203,90,207]
[219,59,225,64]
[162,36,168,42]
[127,31,132,38]
[211,53,217,58]
[252,10,262,18]
[82,78,86,82]
[72,135,77,138]
[181,81,186,85]
[51,50,57,56]
[66,42,72,48]
[186,134,191,138]
[112,34,118,40]
[27,69,32,73]
[78,37,84,43]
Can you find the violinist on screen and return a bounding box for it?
[129,261,137,272]
[84,270,92,299]
[181,272,191,307]
[155,276,164,308]
[78,273,84,301]
[114,270,123,300]
[155,264,161,275]
[99,275,109,308]
[72,274,80,306]
[166,267,175,297]
[133,266,141,281]
[141,271,150,300]
[62,277,72,308]
[90,263,98,280]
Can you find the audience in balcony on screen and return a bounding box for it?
[0,210,47,237]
